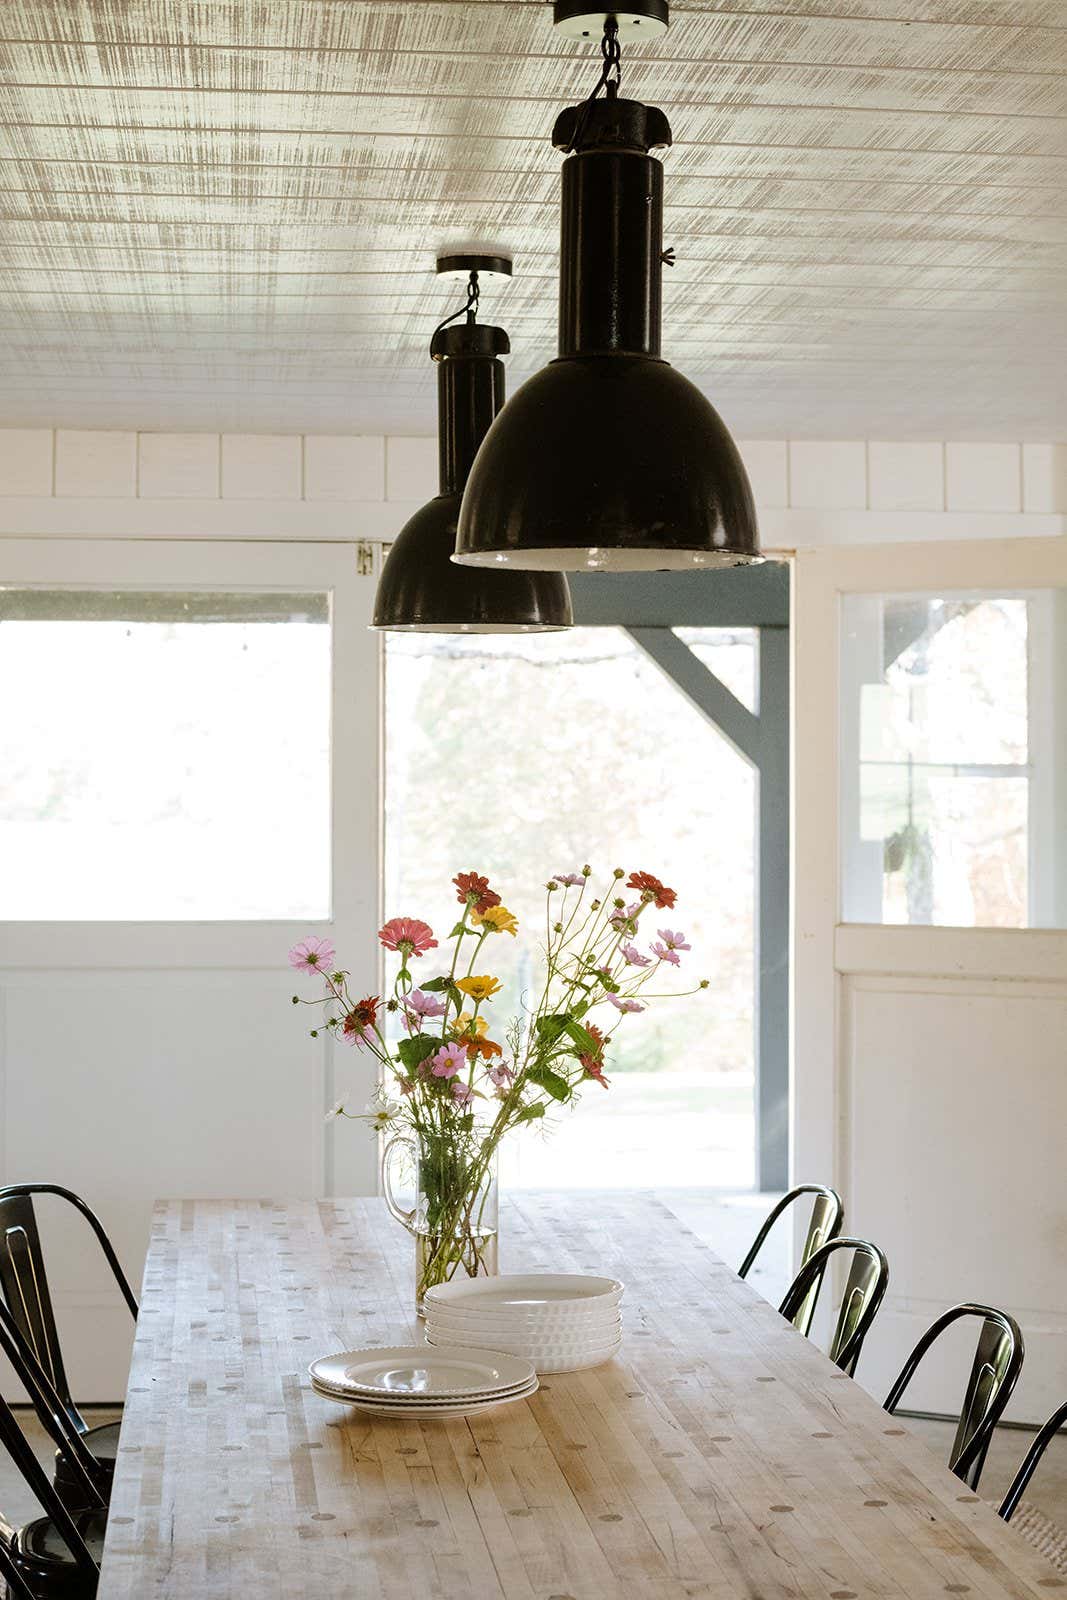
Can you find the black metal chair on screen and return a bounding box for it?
[778,1236,889,1377]
[883,1304,1024,1492]
[739,1184,844,1335]
[0,1384,102,1599]
[0,1185,137,1505]
[999,1398,1067,1521]
[0,1302,110,1514]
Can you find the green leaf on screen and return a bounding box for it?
[397,1033,438,1070]
[449,921,469,938]
[515,1103,546,1124]
[420,976,450,993]
[526,1063,571,1103]
[563,1019,599,1056]
[535,1013,570,1046]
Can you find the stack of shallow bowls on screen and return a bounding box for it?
[308,1346,537,1418]
[423,1273,623,1373]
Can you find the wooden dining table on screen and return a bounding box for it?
[98,1193,1062,1600]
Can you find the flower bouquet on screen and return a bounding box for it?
[290,865,705,1310]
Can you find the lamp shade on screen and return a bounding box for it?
[372,320,572,630]
[453,96,760,573]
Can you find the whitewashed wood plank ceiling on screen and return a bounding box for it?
[0,0,1064,437]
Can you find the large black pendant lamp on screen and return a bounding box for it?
[453,4,761,573]
[372,256,572,631]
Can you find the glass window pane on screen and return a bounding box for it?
[0,588,331,919]
[384,627,755,1189]
[841,592,1039,928]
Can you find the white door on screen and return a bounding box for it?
[793,533,1067,1422]
[0,539,379,1399]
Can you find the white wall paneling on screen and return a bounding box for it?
[792,533,1067,1423]
[0,538,380,1398]
[0,430,1063,547]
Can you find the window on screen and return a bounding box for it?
[840,591,1067,928]
[0,589,331,919]
[384,626,757,1188]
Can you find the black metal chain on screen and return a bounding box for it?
[431,270,480,351]
[560,15,623,153]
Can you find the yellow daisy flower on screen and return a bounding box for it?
[470,904,519,937]
[453,1012,489,1038]
[456,975,502,1003]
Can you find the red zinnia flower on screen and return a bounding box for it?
[351,995,379,1028]
[578,1022,610,1088]
[626,871,677,910]
[453,871,502,917]
[378,917,438,958]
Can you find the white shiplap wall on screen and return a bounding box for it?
[0,430,1064,545]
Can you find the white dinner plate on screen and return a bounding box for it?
[424,1331,621,1372]
[312,1375,538,1416]
[309,1346,535,1399]
[424,1274,623,1317]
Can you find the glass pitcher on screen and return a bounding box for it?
[382,1130,499,1314]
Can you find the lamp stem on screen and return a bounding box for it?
[438,351,505,495]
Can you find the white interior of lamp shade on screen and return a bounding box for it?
[370,621,572,633]
[452,548,764,572]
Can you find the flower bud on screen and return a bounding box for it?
[613,867,624,878]
[699,979,710,988]
[582,865,591,876]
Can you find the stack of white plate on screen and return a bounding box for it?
[309,1346,537,1418]
[423,1274,624,1373]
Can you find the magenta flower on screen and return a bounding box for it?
[657,929,691,952]
[553,872,585,887]
[606,994,645,1013]
[452,1081,476,1106]
[651,941,681,966]
[431,1041,467,1079]
[620,942,651,968]
[288,935,336,976]
[341,1021,376,1047]
[401,989,448,1031]
[488,1063,514,1088]
[378,917,438,959]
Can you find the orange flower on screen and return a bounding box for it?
[626,871,677,910]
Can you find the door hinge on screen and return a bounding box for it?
[356,540,376,576]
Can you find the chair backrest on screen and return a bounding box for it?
[0,1184,137,1430]
[739,1185,844,1334]
[999,1397,1067,1521]
[779,1236,889,1377]
[884,1303,1024,1492]
[0,1388,100,1588]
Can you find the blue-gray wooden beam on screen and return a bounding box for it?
[626,620,790,1193]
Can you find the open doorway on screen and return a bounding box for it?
[382,564,789,1195]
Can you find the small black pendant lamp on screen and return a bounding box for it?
[372,255,573,631]
[453,4,761,573]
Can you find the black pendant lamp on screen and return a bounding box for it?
[453,4,761,573]
[372,255,573,631]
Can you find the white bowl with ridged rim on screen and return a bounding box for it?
[424,1273,624,1321]
[424,1329,622,1373]
[425,1311,621,1348]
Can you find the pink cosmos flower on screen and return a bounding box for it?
[553,872,585,887]
[606,994,645,1013]
[378,917,438,959]
[401,989,448,1031]
[620,942,651,968]
[452,1081,476,1106]
[609,901,641,930]
[657,929,691,952]
[431,1041,467,1079]
[288,935,336,976]
[488,1063,514,1088]
[340,1019,376,1047]
[651,941,681,966]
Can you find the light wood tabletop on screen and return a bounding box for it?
[99,1194,1063,1600]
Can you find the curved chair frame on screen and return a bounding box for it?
[999,1398,1067,1521]
[779,1236,889,1377]
[0,1183,137,1433]
[0,1388,100,1589]
[0,1300,109,1511]
[740,1185,844,1336]
[884,1303,1024,1492]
